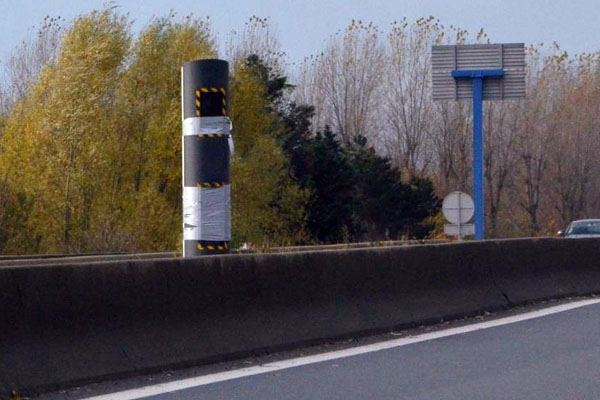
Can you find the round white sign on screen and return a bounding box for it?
[442,191,474,224]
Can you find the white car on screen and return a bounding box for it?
[561,219,600,238]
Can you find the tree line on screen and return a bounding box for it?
[0,10,440,254]
[295,17,600,237]
[2,10,597,254]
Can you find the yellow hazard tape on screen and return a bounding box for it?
[195,90,201,117]
[197,134,227,139]
[195,87,227,117]
[200,87,225,93]
[196,182,226,188]
[196,241,229,251]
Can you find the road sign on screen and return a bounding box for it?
[431,43,526,240]
[442,191,474,225]
[431,43,525,101]
[444,224,475,237]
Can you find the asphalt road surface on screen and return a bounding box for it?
[45,299,600,400]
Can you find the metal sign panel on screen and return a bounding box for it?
[444,223,475,237]
[432,43,525,101]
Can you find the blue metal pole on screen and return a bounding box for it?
[452,69,502,240]
[472,77,484,240]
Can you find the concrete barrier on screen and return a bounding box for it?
[1,238,599,395]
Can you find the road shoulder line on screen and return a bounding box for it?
[82,298,600,400]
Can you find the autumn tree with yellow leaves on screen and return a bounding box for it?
[0,9,308,253]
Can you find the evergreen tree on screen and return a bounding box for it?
[350,135,440,240]
[298,127,357,243]
[404,177,442,238]
[281,122,440,243]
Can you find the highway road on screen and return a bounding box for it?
[40,299,600,400]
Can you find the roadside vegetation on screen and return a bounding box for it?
[0,9,597,254]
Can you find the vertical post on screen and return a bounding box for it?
[181,59,232,257]
[472,77,484,240]
[457,192,463,240]
[452,69,502,240]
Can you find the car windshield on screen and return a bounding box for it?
[566,221,600,235]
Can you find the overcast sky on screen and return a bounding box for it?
[1,0,599,68]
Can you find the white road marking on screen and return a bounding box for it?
[82,298,600,400]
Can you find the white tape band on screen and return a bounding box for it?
[183,185,231,241]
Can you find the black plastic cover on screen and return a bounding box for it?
[182,59,229,119]
[183,135,230,186]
